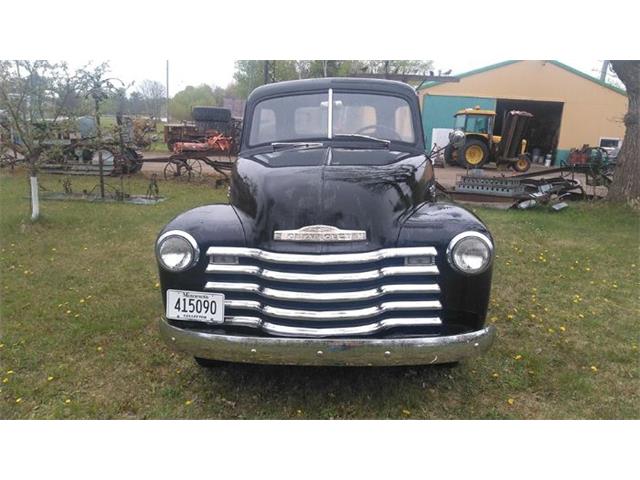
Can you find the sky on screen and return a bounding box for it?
[99,59,611,95]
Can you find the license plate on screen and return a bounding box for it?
[166,290,224,324]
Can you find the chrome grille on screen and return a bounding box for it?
[204,246,441,338]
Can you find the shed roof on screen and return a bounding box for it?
[419,60,626,96]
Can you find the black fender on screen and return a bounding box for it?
[397,202,493,330]
[157,204,246,302]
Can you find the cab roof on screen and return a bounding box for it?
[247,77,418,103]
[455,108,496,116]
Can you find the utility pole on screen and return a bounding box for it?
[166,60,170,122]
[263,60,270,84]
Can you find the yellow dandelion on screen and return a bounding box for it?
[7,370,14,375]
[490,316,498,323]
[2,377,8,383]
[590,366,598,372]
[23,270,29,275]
[560,326,566,332]
[79,299,85,303]
[507,314,514,320]
[185,400,193,406]
[154,282,160,288]
[514,354,522,360]
[402,409,411,416]
[612,284,618,288]
[530,313,536,319]
[65,399,71,404]
[47,376,54,381]
[66,310,71,314]
[585,267,591,272]
[532,288,537,292]
[0,343,4,348]
[578,314,584,319]
[492,373,499,378]
[16,397,22,404]
[97,346,103,352]
[51,248,57,252]
[548,328,555,333]
[74,314,80,318]
[507,398,515,406]
[544,307,549,312]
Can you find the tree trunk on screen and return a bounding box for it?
[27,156,40,220]
[607,61,640,205]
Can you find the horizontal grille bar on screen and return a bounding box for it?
[206,246,437,265]
[225,299,441,321]
[221,315,442,337]
[206,264,439,283]
[206,281,440,302]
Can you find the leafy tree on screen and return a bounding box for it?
[608,61,639,205]
[232,60,434,98]
[233,61,300,98]
[0,60,80,220]
[169,84,223,121]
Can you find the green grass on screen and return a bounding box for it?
[0,170,638,419]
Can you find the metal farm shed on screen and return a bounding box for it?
[419,60,627,165]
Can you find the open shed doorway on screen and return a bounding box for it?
[494,99,564,161]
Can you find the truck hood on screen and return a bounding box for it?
[230,147,429,252]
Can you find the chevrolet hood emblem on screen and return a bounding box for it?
[274,225,367,242]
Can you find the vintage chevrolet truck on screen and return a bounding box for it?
[156,77,496,366]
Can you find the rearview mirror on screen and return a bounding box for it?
[449,129,466,149]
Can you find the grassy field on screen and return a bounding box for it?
[0,170,638,419]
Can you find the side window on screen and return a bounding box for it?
[395,105,413,141]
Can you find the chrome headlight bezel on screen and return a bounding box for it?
[156,230,200,272]
[446,231,494,275]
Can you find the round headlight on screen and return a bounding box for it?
[447,232,493,274]
[156,231,199,272]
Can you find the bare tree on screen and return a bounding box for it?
[138,79,166,120]
[0,61,80,220]
[608,61,639,205]
[76,63,126,199]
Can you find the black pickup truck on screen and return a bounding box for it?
[155,77,496,366]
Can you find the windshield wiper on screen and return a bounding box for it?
[271,142,324,151]
[332,134,390,147]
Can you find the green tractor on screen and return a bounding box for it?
[445,107,533,172]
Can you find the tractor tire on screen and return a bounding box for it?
[444,144,458,165]
[459,139,489,169]
[513,155,531,173]
[191,107,231,123]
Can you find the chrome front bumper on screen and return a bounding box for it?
[159,317,496,366]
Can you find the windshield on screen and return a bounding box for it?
[248,91,416,146]
[465,115,490,134]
